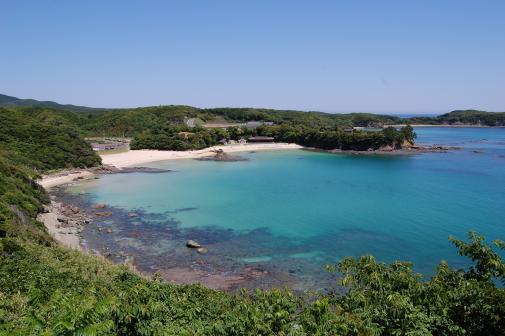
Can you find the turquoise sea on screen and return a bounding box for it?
[63,127,505,291]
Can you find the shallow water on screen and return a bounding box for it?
[63,127,505,291]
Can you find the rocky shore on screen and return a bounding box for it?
[306,144,461,156]
[37,200,92,250]
[196,149,249,162]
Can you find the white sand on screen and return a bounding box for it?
[39,171,94,189]
[101,143,302,168]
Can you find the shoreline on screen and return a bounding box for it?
[37,143,301,250]
[101,143,303,168]
[37,200,92,251]
[35,141,456,256]
[387,124,505,128]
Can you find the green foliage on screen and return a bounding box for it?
[2,229,504,334]
[256,124,416,151]
[0,108,101,171]
[130,126,226,151]
[436,110,505,126]
[0,153,51,243]
[449,231,505,283]
[328,232,505,335]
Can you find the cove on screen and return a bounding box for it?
[62,127,505,291]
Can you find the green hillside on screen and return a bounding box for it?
[0,93,105,113]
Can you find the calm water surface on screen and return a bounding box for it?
[63,127,505,291]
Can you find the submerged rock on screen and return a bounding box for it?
[186,240,201,248]
[118,167,173,174]
[128,212,138,217]
[95,211,113,217]
[92,165,172,174]
[94,203,107,209]
[197,247,208,254]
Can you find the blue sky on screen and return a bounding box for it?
[1,1,504,113]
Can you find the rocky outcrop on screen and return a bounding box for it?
[91,165,172,174]
[186,240,201,248]
[95,211,113,217]
[197,247,208,254]
[197,149,248,162]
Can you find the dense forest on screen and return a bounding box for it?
[130,125,416,151]
[0,108,101,171]
[0,101,504,334]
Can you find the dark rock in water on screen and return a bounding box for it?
[95,211,113,217]
[92,165,172,174]
[197,247,208,254]
[472,150,484,154]
[118,167,173,174]
[168,207,198,214]
[186,240,201,248]
[197,149,249,162]
[94,203,107,209]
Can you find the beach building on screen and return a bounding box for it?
[245,121,275,129]
[90,142,128,151]
[248,136,274,142]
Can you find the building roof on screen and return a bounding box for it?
[248,136,275,142]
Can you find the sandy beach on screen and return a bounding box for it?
[101,143,302,168]
[39,170,95,189]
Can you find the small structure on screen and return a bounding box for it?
[343,128,354,133]
[185,117,203,128]
[238,138,247,144]
[90,140,129,151]
[248,136,274,143]
[185,118,196,128]
[218,139,228,145]
[246,121,263,129]
[245,121,275,129]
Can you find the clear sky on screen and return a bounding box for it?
[1,1,504,113]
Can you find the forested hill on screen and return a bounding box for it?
[1,94,504,132]
[0,93,105,113]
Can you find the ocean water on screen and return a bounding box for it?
[63,127,505,291]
